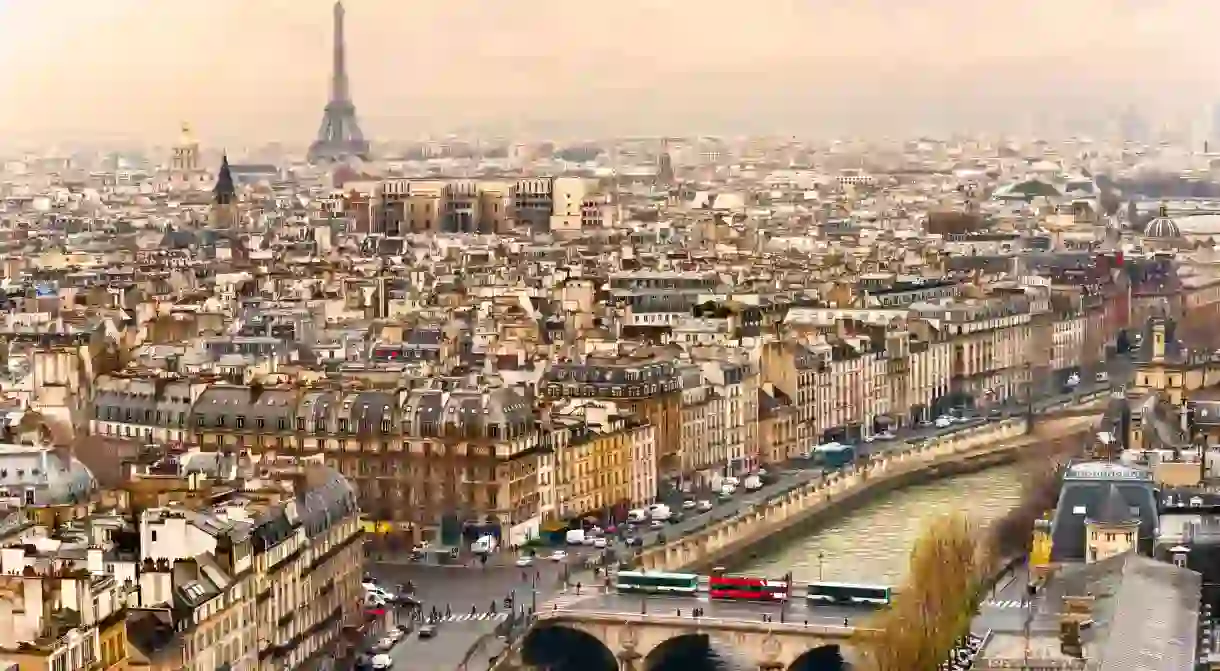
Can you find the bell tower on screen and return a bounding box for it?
[211,154,238,229]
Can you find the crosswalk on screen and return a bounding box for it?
[435,612,510,623]
[981,599,1029,610]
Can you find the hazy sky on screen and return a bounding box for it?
[2,0,1219,145]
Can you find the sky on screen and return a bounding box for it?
[1,0,1219,146]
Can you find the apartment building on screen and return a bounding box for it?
[543,351,683,484]
[183,375,542,551]
[911,296,1036,408]
[121,459,363,671]
[546,400,656,522]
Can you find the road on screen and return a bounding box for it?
[370,550,606,671]
[973,563,1044,636]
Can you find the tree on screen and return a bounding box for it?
[855,513,986,671]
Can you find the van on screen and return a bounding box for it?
[565,529,586,546]
[626,509,648,523]
[470,534,498,555]
[648,504,671,521]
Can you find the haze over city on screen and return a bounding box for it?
[4,0,1220,146]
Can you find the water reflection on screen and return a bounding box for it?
[741,464,1026,584]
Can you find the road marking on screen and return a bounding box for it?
[982,599,1026,609]
[439,612,509,623]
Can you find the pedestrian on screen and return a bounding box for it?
[576,582,582,595]
[445,604,452,618]
[843,617,849,627]
[677,608,681,617]
[471,605,477,616]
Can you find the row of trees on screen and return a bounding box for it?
[854,434,1081,671]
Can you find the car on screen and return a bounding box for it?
[626,536,644,547]
[375,636,395,651]
[418,625,437,639]
[718,490,734,501]
[548,550,568,562]
[371,654,393,670]
[934,416,952,428]
[668,511,685,523]
[1095,371,1109,383]
[593,537,608,549]
[582,535,598,546]
[696,500,713,511]
[515,555,534,567]
[876,430,897,440]
[681,499,696,510]
[649,520,664,530]
[387,629,404,642]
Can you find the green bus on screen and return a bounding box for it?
[805,581,893,607]
[614,571,700,595]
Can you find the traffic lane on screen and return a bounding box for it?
[390,623,494,671]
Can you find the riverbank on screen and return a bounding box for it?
[689,446,1025,573]
[636,410,1102,574]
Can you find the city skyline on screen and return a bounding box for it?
[3,0,1220,145]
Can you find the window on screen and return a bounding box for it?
[256,417,265,429]
[297,418,306,431]
[236,415,245,429]
[278,418,287,431]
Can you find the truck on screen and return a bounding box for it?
[565,529,586,546]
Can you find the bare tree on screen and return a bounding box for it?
[855,514,985,671]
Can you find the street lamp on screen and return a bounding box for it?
[817,551,825,582]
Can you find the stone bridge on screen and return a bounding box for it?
[519,610,877,670]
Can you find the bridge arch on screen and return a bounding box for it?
[521,623,617,671]
[642,632,741,671]
[788,644,851,671]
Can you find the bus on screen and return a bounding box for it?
[709,574,790,602]
[614,571,700,595]
[805,581,893,607]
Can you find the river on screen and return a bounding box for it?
[739,462,1027,585]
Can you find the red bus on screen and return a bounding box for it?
[709,574,790,602]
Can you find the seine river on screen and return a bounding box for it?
[740,462,1027,585]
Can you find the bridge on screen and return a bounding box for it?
[517,608,877,670]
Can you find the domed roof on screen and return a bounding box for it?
[1143,203,1181,238]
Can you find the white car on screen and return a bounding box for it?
[548,550,568,562]
[515,556,534,567]
[593,537,608,549]
[697,500,713,512]
[934,416,953,428]
[682,499,697,510]
[371,654,393,670]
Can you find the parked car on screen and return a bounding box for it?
[682,499,697,510]
[548,550,568,562]
[696,500,713,511]
[418,625,437,639]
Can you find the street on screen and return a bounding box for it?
[369,549,606,671]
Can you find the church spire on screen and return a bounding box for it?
[214,153,236,206]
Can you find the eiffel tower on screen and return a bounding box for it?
[308,1,370,163]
